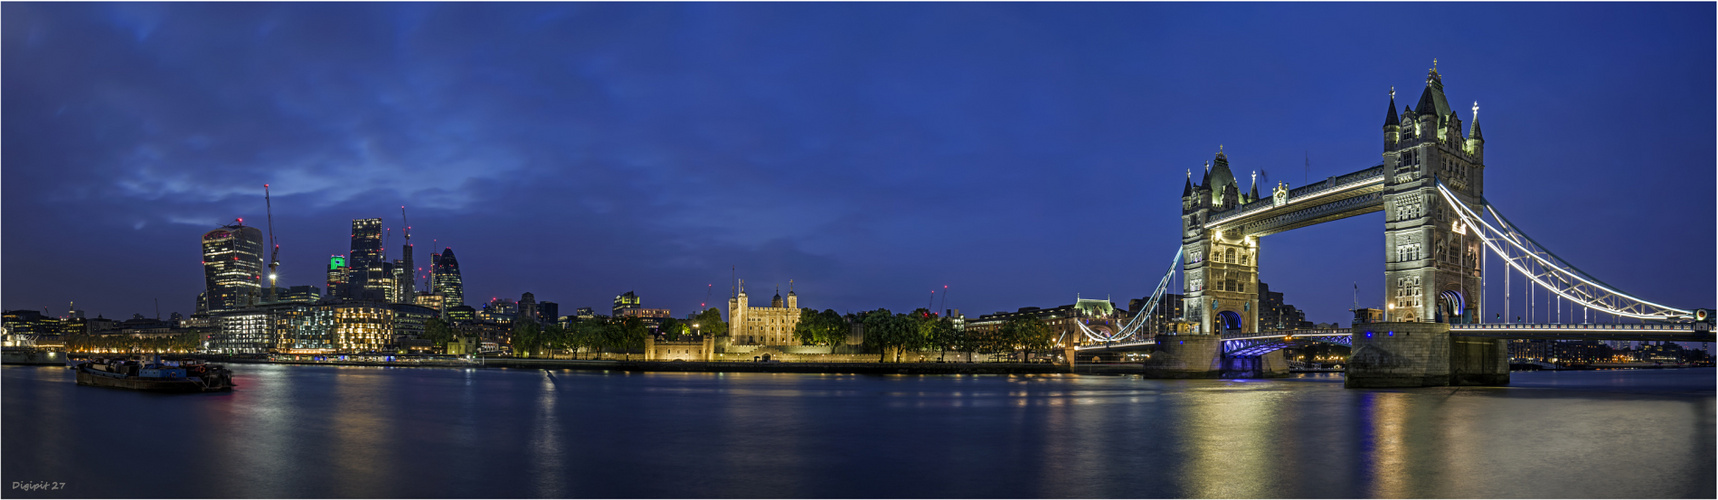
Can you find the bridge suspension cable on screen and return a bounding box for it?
[1078,247,1183,342]
[1434,182,1692,321]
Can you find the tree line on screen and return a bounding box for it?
[795,307,1056,362]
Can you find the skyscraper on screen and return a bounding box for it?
[202,221,266,312]
[432,247,464,311]
[326,255,349,299]
[347,218,383,299]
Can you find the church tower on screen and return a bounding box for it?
[1382,62,1485,324]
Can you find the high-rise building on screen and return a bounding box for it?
[432,248,464,310]
[202,222,266,312]
[326,255,350,299]
[395,241,416,302]
[613,291,641,317]
[347,219,383,299]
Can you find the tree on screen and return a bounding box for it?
[605,316,649,361]
[423,318,455,352]
[795,308,848,346]
[659,317,688,341]
[691,307,727,338]
[1001,317,1053,361]
[512,320,542,358]
[921,317,959,362]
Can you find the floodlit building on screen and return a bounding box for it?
[727,280,800,346]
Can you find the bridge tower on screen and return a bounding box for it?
[1382,64,1485,324]
[1182,150,1260,335]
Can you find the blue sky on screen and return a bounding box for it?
[4,3,1712,325]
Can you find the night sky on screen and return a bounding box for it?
[4,3,1713,326]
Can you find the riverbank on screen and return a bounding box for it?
[175,354,1154,375]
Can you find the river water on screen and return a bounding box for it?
[3,364,1712,498]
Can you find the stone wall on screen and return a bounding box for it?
[1449,335,1509,386]
[1140,335,1222,378]
[1345,322,1451,388]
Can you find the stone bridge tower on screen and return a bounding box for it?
[1382,63,1485,324]
[1181,149,1260,335]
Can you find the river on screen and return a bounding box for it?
[3,364,1712,498]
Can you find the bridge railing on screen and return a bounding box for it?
[1452,323,1697,332]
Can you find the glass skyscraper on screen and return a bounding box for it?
[202,222,266,312]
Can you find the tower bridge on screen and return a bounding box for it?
[1104,64,1712,387]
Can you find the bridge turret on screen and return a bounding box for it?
[1466,101,1484,160]
[1383,88,1400,152]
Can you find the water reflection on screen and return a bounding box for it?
[3,366,1712,499]
[1361,390,1409,498]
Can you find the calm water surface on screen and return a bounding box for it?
[3,365,1713,498]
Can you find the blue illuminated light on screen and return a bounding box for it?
[1388,331,1394,336]
[1365,331,1374,338]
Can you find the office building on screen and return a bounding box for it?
[346,219,383,299]
[613,291,642,317]
[202,222,267,312]
[326,255,349,299]
[432,247,465,310]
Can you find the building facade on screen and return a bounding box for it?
[432,247,464,310]
[727,281,799,345]
[202,222,267,312]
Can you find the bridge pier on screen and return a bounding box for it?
[1346,322,1508,388]
[1140,335,1223,378]
[1221,350,1290,378]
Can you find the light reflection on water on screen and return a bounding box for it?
[3,366,1712,498]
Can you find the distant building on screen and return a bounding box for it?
[333,302,394,352]
[480,298,517,324]
[391,303,438,347]
[432,248,465,310]
[575,307,595,320]
[519,293,539,325]
[1255,282,1312,331]
[1127,293,1186,336]
[727,280,799,345]
[613,291,641,317]
[326,255,350,300]
[347,219,384,300]
[2,310,60,347]
[445,305,477,324]
[539,302,559,325]
[268,285,322,304]
[966,297,1119,348]
[202,221,266,312]
[210,309,271,354]
[414,292,445,314]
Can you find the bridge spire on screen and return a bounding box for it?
[1469,101,1483,140]
[1384,87,1400,127]
[1183,169,1194,197]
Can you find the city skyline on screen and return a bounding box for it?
[4,3,1714,323]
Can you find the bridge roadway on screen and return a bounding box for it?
[1073,323,1714,355]
[1203,164,1386,237]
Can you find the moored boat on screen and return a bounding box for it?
[73,355,235,392]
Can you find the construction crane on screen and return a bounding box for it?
[701,283,713,311]
[264,184,281,296]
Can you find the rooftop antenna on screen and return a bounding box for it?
[264,184,280,299]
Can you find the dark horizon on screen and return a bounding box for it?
[4,3,1713,324]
